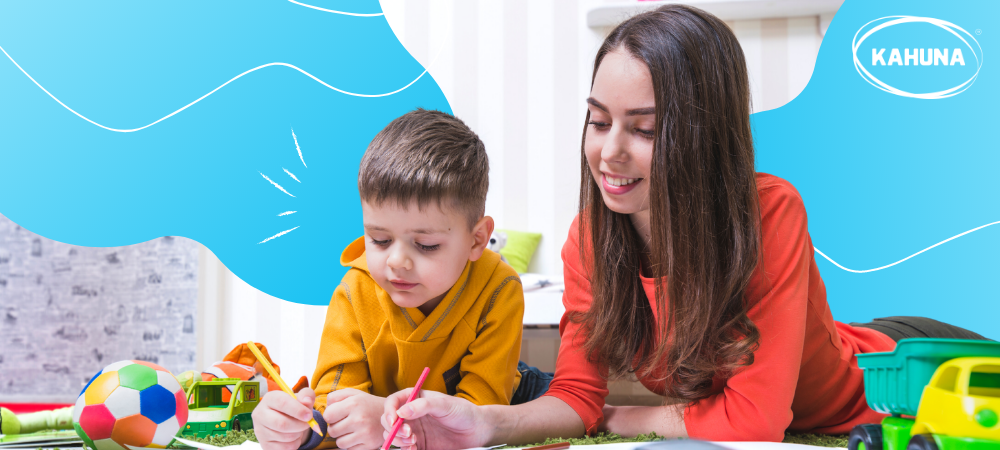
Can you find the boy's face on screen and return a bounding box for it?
[362,199,493,314]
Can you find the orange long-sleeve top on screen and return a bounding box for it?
[544,173,897,441]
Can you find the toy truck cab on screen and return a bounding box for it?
[180,378,260,439]
[848,339,1000,450]
[914,358,1000,442]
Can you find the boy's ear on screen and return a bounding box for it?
[468,215,495,262]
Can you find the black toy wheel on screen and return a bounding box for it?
[907,435,939,450]
[232,417,242,432]
[848,424,884,450]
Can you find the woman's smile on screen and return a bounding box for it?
[601,172,643,195]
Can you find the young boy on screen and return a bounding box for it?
[252,109,527,450]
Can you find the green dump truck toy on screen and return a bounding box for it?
[180,378,260,439]
[848,338,1000,450]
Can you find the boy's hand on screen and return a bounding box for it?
[322,389,385,450]
[252,388,317,450]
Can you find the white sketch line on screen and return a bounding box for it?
[259,172,296,197]
[0,45,431,133]
[287,0,384,17]
[291,129,307,168]
[283,168,301,182]
[815,220,1000,273]
[278,211,297,216]
[259,226,300,244]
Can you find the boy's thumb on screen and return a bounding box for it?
[296,388,316,406]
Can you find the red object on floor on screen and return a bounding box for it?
[0,403,73,414]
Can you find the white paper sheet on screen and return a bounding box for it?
[523,291,565,326]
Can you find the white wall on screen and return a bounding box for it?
[198,0,830,385]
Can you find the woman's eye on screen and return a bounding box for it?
[371,238,391,247]
[636,128,654,138]
[416,243,440,252]
[588,121,610,130]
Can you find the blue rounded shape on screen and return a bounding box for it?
[79,370,102,398]
[139,384,176,424]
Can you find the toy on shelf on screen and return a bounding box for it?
[848,338,1000,450]
[1,406,74,435]
[179,378,259,439]
[72,360,189,450]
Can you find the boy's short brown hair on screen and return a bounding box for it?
[359,109,488,228]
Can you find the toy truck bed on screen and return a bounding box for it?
[857,338,1000,417]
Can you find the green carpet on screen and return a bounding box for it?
[499,432,848,448]
[163,429,848,448]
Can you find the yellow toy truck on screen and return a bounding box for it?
[849,338,1000,450]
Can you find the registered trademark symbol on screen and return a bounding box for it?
[976,29,982,35]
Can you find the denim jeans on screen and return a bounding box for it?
[510,361,554,405]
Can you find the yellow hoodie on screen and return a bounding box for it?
[311,237,523,411]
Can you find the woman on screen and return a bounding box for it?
[378,5,989,449]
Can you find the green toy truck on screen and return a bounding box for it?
[848,338,1000,450]
[180,378,260,439]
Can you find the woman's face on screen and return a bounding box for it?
[585,50,656,216]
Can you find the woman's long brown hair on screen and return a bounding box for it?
[576,4,762,402]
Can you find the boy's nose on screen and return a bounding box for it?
[386,248,412,271]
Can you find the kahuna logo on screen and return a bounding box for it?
[853,16,983,99]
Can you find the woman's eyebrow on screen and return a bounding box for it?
[586,97,608,112]
[626,107,655,116]
[587,97,654,116]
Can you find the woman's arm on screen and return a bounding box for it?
[381,389,584,450]
[599,403,688,438]
[487,397,585,445]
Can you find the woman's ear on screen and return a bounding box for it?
[468,215,495,262]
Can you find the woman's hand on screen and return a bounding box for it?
[380,389,491,450]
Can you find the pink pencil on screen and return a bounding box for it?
[382,367,431,450]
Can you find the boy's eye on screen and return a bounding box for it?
[371,238,391,247]
[588,121,610,131]
[416,242,440,252]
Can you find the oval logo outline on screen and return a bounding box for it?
[852,16,983,99]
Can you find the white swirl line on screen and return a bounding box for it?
[287,0,384,16]
[291,128,307,168]
[815,220,1000,273]
[259,226,299,244]
[283,168,301,183]
[0,44,430,133]
[259,172,295,197]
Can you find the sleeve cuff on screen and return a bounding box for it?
[297,410,328,450]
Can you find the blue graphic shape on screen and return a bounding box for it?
[0,1,450,306]
[754,0,998,338]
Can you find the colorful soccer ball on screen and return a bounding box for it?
[72,361,188,450]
